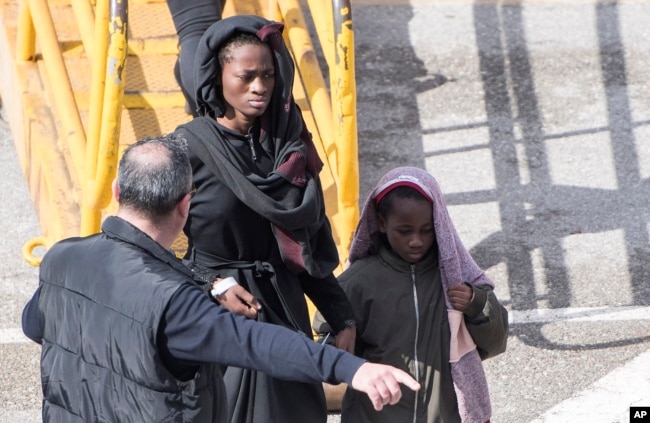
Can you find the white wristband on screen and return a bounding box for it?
[210,277,238,298]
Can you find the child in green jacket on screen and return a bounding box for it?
[315,166,508,423]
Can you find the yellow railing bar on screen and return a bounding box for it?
[81,0,109,234]
[71,91,185,110]
[277,0,338,177]
[25,0,88,185]
[331,0,358,257]
[276,0,359,259]
[306,0,334,70]
[85,0,110,191]
[70,0,97,60]
[21,109,79,266]
[95,0,128,203]
[81,0,128,236]
[16,0,35,61]
[268,0,278,18]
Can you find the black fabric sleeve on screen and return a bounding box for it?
[159,283,365,385]
[464,285,509,360]
[22,286,43,344]
[298,271,356,334]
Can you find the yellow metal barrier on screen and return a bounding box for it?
[82,0,110,234]
[81,0,128,235]
[331,0,359,258]
[15,0,128,263]
[70,0,97,57]
[5,0,358,267]
[16,1,35,60]
[277,0,359,261]
[24,0,87,183]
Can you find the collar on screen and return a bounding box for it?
[377,243,439,273]
[102,216,194,278]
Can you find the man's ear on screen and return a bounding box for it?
[111,179,120,202]
[177,193,191,220]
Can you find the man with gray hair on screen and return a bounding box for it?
[22,135,419,422]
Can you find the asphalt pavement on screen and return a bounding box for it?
[2,1,650,422]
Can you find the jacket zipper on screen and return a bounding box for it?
[411,264,420,423]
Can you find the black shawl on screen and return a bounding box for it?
[184,15,339,278]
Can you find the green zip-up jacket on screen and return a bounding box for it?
[339,246,508,423]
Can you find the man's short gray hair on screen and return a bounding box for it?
[117,134,192,220]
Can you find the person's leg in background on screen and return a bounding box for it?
[166,0,222,116]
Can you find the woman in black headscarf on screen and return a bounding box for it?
[172,15,357,423]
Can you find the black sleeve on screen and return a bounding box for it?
[463,285,509,360]
[159,283,365,385]
[298,271,356,334]
[22,286,43,344]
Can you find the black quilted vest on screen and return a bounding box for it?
[37,221,224,422]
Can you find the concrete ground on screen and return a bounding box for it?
[2,0,650,422]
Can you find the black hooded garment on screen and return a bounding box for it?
[173,15,355,423]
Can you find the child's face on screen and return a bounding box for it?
[378,197,435,264]
[220,43,275,126]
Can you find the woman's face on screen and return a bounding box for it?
[378,197,435,264]
[220,43,275,130]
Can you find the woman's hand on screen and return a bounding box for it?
[335,326,356,354]
[216,284,262,319]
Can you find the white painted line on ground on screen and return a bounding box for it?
[531,348,650,423]
[0,328,31,344]
[509,306,650,324]
[3,306,650,344]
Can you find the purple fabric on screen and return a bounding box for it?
[348,166,493,422]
